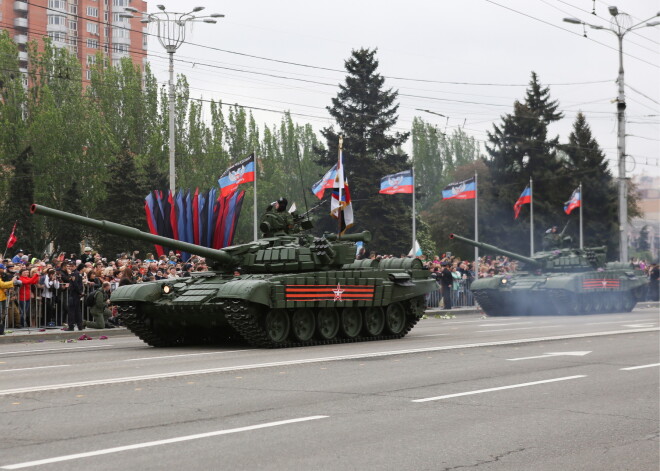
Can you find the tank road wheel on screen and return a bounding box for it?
[340,307,363,339]
[363,307,385,337]
[316,308,340,341]
[622,294,636,312]
[591,294,604,314]
[264,309,290,345]
[291,308,316,342]
[385,303,407,335]
[609,295,622,313]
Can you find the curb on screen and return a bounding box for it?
[0,328,134,344]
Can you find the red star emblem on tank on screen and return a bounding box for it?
[333,283,345,301]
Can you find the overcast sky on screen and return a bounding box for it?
[142,0,660,179]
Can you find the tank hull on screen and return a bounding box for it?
[112,268,436,347]
[471,269,647,316]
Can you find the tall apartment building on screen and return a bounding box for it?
[0,0,147,81]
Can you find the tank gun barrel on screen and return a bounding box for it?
[449,233,541,267]
[324,231,372,243]
[31,204,235,265]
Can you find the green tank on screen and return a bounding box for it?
[31,204,436,347]
[449,233,647,316]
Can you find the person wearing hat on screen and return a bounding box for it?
[63,262,85,331]
[80,247,94,264]
[11,250,24,264]
[17,268,39,327]
[0,264,23,333]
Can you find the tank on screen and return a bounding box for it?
[31,204,436,347]
[449,233,647,316]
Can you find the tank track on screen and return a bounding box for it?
[117,304,185,347]
[223,297,425,349]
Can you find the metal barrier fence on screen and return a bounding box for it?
[1,284,98,330]
[426,279,475,308]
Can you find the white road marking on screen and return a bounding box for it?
[586,319,648,325]
[416,334,449,338]
[623,324,655,328]
[426,318,522,324]
[0,345,114,355]
[0,416,328,469]
[476,325,563,333]
[507,351,591,361]
[124,350,251,361]
[620,363,660,371]
[0,365,70,373]
[478,322,532,327]
[412,375,587,402]
[0,327,656,396]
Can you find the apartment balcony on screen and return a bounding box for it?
[19,67,28,74]
[14,1,28,13]
[18,51,28,63]
[14,17,28,29]
[46,23,68,33]
[112,34,131,45]
[14,34,28,45]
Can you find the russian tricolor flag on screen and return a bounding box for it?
[218,154,255,197]
[564,187,581,215]
[513,185,531,219]
[379,170,413,194]
[311,164,338,199]
[442,177,476,200]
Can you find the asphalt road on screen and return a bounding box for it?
[0,307,658,470]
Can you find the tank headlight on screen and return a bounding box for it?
[501,278,507,284]
[163,285,172,294]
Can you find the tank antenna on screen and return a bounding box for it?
[294,142,310,217]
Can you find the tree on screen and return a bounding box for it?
[559,112,620,257]
[316,48,411,254]
[483,72,565,253]
[92,143,150,256]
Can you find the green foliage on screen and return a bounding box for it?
[316,48,412,255]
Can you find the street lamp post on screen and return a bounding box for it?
[127,5,224,193]
[563,8,660,263]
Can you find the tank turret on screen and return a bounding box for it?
[31,203,436,347]
[448,233,645,316]
[449,233,606,272]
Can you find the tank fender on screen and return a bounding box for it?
[215,279,272,307]
[110,282,163,303]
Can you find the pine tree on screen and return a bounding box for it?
[484,72,565,253]
[560,112,619,257]
[51,182,83,256]
[6,147,38,255]
[316,48,411,254]
[93,143,150,256]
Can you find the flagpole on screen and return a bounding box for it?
[412,165,416,256]
[579,181,583,249]
[530,177,534,256]
[253,151,258,241]
[474,171,479,279]
[337,136,343,237]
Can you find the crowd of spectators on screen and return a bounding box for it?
[0,246,212,332]
[1,244,658,332]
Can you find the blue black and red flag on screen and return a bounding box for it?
[442,177,476,200]
[218,154,255,197]
[379,170,413,194]
[311,164,338,199]
[513,185,531,219]
[564,187,581,215]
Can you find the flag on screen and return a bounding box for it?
[311,164,338,199]
[442,177,476,200]
[513,185,531,219]
[218,154,255,197]
[564,187,581,215]
[330,149,354,235]
[379,170,413,194]
[6,222,17,249]
[408,239,422,257]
